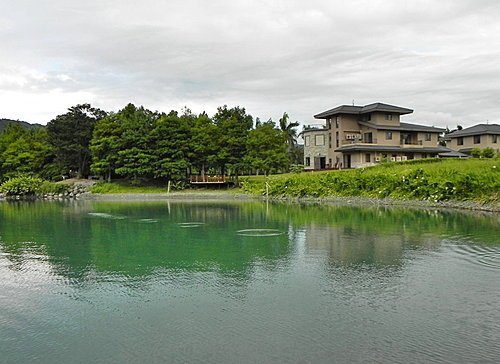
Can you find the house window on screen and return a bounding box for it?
[474,135,481,144]
[365,154,371,163]
[386,131,393,140]
[335,116,340,128]
[425,133,432,141]
[329,133,332,148]
[305,157,310,166]
[336,131,339,147]
[385,114,393,121]
[493,135,498,143]
[364,132,373,143]
[305,136,310,146]
[315,135,325,146]
[457,137,464,146]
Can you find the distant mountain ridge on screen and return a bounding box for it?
[0,118,45,132]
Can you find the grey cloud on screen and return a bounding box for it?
[1,0,500,125]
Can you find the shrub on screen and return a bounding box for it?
[0,175,43,196]
[470,148,482,158]
[289,164,304,174]
[39,181,69,195]
[482,147,495,158]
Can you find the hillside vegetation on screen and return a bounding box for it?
[241,159,499,203]
[0,119,44,132]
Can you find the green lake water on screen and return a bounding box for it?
[0,200,499,363]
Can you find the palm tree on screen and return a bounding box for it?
[279,112,299,155]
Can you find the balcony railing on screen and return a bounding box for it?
[400,140,423,146]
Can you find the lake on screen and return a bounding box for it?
[0,200,499,363]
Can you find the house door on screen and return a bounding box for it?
[343,154,351,169]
[314,157,327,169]
[319,157,326,169]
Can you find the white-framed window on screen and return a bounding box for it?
[305,135,310,146]
[386,131,393,140]
[305,157,310,166]
[315,135,325,146]
[425,133,432,141]
[385,114,393,121]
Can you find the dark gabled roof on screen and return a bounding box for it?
[314,102,413,119]
[360,103,413,115]
[335,145,449,154]
[447,123,500,138]
[358,121,445,133]
[314,105,363,119]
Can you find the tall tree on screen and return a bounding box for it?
[113,104,157,182]
[47,104,106,178]
[212,105,253,176]
[190,112,218,177]
[279,112,300,162]
[245,120,289,175]
[151,110,191,183]
[90,113,124,182]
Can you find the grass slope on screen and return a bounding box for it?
[241,159,499,203]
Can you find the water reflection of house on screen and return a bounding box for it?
[302,102,449,169]
[302,223,405,266]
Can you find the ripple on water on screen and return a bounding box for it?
[135,219,158,224]
[446,241,500,272]
[177,222,205,228]
[236,229,283,237]
[88,212,127,220]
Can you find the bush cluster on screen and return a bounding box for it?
[0,175,44,196]
[0,175,67,197]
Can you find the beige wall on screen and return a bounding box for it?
[448,134,499,152]
[371,112,400,126]
[418,132,439,147]
[376,130,400,146]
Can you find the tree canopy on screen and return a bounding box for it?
[1,103,298,184]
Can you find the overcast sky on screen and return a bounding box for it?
[1,0,500,128]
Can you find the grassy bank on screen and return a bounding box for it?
[240,159,499,203]
[90,181,169,194]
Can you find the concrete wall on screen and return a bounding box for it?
[303,129,329,169]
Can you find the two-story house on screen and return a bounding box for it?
[445,124,500,154]
[303,102,448,169]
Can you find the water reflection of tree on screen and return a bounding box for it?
[0,201,293,288]
[0,201,498,289]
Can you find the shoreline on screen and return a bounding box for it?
[1,190,498,213]
[82,191,500,213]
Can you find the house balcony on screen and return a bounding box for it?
[400,140,423,147]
